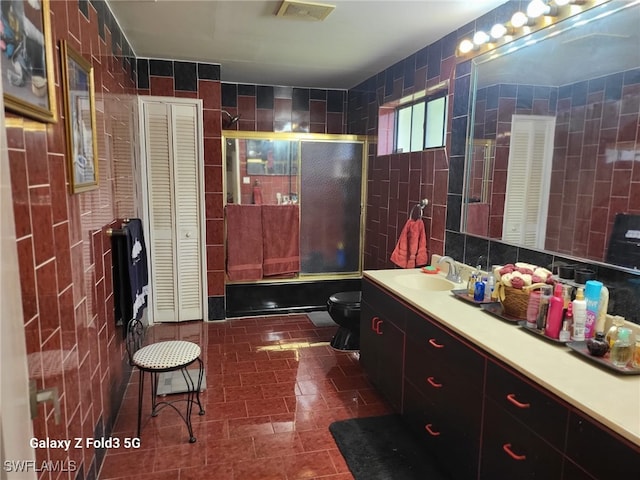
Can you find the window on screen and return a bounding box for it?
[395,93,447,153]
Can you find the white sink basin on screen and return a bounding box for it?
[393,274,455,291]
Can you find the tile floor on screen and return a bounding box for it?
[99,314,391,479]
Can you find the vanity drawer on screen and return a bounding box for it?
[362,279,406,330]
[405,334,483,403]
[485,360,568,450]
[403,379,481,480]
[480,397,564,480]
[406,309,485,388]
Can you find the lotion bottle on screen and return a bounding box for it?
[571,287,587,341]
[545,283,564,339]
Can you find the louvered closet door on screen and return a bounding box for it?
[502,115,555,249]
[143,101,204,322]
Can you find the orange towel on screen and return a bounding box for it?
[262,205,300,277]
[226,204,263,281]
[390,218,428,268]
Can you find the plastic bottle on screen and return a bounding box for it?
[561,303,573,342]
[571,287,587,341]
[468,266,480,296]
[485,274,495,302]
[336,242,346,269]
[633,335,640,369]
[536,285,552,331]
[474,277,485,302]
[610,327,633,367]
[545,283,564,339]
[584,280,603,339]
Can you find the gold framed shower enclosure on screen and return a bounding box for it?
[222,131,368,283]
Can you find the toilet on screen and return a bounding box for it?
[327,291,361,351]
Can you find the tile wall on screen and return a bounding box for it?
[5,1,138,479]
[220,83,346,134]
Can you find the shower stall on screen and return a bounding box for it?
[223,131,368,316]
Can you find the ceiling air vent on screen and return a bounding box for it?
[276,0,335,21]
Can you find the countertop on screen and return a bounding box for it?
[363,268,640,447]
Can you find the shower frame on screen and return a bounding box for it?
[222,130,369,285]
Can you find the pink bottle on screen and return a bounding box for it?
[545,283,564,339]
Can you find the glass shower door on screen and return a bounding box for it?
[299,140,364,275]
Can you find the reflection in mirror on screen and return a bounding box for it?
[463,1,640,270]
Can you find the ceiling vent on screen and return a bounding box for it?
[276,0,335,21]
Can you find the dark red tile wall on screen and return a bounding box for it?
[6,1,138,478]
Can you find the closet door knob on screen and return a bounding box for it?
[186,232,192,237]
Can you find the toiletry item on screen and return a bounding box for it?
[562,303,574,341]
[545,283,564,339]
[584,280,603,339]
[562,284,573,311]
[526,290,541,329]
[474,277,485,302]
[468,266,480,296]
[633,335,640,369]
[485,274,495,302]
[605,315,626,348]
[595,286,609,333]
[559,320,571,342]
[571,287,587,341]
[586,332,609,357]
[276,192,282,205]
[536,285,553,331]
[610,327,633,367]
[336,242,346,268]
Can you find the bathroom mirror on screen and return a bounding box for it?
[462,0,640,269]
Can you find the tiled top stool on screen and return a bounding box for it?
[126,319,205,443]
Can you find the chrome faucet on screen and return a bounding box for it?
[437,256,461,283]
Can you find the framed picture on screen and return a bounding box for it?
[60,40,98,193]
[1,0,56,123]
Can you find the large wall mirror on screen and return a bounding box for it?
[462,0,640,271]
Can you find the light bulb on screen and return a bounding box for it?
[473,30,490,45]
[490,23,508,39]
[527,0,548,18]
[511,11,529,28]
[555,0,570,5]
[458,39,474,54]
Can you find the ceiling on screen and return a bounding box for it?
[106,0,506,90]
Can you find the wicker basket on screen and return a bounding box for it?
[499,286,531,319]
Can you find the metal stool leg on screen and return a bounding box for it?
[179,367,196,443]
[136,370,145,438]
[195,357,205,415]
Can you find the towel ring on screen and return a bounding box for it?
[409,199,429,220]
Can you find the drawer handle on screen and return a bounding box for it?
[374,318,383,335]
[370,316,378,331]
[428,338,444,348]
[426,376,443,388]
[502,443,526,461]
[425,424,441,436]
[506,393,531,409]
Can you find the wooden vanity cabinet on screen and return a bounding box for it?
[360,280,406,411]
[565,410,640,480]
[403,308,484,479]
[360,278,640,479]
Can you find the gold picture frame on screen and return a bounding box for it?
[1,0,57,123]
[60,40,98,193]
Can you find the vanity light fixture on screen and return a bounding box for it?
[527,0,559,18]
[511,11,534,28]
[473,30,490,46]
[458,39,475,54]
[455,0,606,58]
[490,23,513,40]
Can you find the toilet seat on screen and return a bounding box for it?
[328,291,361,317]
